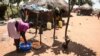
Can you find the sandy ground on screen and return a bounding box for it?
[0,13,100,56]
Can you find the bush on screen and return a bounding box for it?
[0,4,7,20]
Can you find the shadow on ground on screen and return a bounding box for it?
[51,40,96,56]
[51,40,64,55]
[0,21,6,26]
[28,38,50,56]
[4,50,30,56]
[68,41,96,56]
[4,39,96,56]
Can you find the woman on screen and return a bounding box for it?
[7,19,33,51]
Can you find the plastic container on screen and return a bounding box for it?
[47,22,52,30]
[19,42,32,52]
[32,41,42,49]
[59,21,63,28]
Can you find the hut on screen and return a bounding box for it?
[19,0,69,28]
[28,0,47,7]
[73,5,79,13]
[46,0,69,17]
[19,0,54,28]
[79,3,93,16]
[92,8,100,19]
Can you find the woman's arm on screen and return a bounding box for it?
[20,31,27,43]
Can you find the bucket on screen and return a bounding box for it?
[32,41,42,49]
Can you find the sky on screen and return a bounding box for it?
[65,0,100,9]
[91,0,99,3]
[91,0,100,9]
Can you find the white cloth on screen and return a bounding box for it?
[7,19,20,39]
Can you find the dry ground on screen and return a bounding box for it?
[0,13,100,56]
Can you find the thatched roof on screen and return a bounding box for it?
[47,0,68,9]
[93,8,100,14]
[73,5,79,9]
[28,0,47,6]
[80,3,92,10]
[28,0,68,9]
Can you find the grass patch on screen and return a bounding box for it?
[5,5,20,19]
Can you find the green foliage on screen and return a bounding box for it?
[5,5,19,18]
[9,0,21,4]
[0,4,7,20]
[75,0,93,6]
[9,0,28,4]
[85,0,92,6]
[70,0,76,5]
[0,0,2,2]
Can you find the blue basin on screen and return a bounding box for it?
[19,42,32,52]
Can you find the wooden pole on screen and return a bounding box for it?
[63,0,75,49]
[40,24,42,45]
[35,12,39,36]
[53,8,56,42]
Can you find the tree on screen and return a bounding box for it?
[0,3,7,20]
[62,0,76,49]
[76,0,84,5]
[84,0,92,6]
[0,0,2,2]
[75,0,93,6]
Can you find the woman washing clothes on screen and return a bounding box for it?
[7,19,34,51]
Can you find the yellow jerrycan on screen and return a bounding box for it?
[47,22,52,30]
[59,20,63,28]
